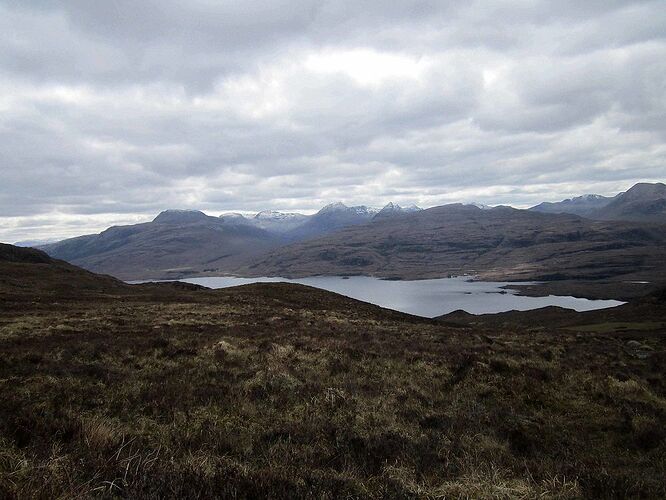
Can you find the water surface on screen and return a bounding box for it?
[177,275,624,318]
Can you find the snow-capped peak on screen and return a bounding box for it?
[568,194,604,202]
[374,202,422,218]
[319,202,349,213]
[466,202,493,210]
[352,205,378,215]
[381,202,401,211]
[254,210,306,221]
[220,212,246,219]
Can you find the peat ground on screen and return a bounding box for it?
[0,246,665,498]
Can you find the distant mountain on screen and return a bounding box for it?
[252,211,310,233]
[38,187,666,282]
[219,210,309,233]
[530,194,616,217]
[529,182,666,223]
[285,202,379,240]
[465,202,494,210]
[219,203,419,235]
[373,202,422,220]
[41,209,284,280]
[239,203,666,282]
[38,202,424,279]
[153,209,210,224]
[13,238,60,248]
[589,182,666,223]
[218,212,251,224]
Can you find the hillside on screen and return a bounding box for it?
[40,210,285,280]
[0,244,664,498]
[530,194,615,217]
[219,211,310,234]
[239,204,666,283]
[589,182,666,223]
[529,182,666,222]
[0,243,130,298]
[36,198,666,295]
[38,203,423,280]
[438,287,666,331]
[285,202,379,240]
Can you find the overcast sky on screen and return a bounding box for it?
[1,1,665,242]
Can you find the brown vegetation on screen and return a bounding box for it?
[0,246,665,498]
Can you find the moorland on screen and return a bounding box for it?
[1,244,664,498]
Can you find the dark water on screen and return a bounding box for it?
[177,275,624,318]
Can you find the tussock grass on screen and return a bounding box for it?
[0,282,664,498]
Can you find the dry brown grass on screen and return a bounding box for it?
[0,281,664,498]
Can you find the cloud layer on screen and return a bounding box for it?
[1,0,665,241]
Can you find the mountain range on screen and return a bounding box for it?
[529,194,616,218]
[219,202,422,239]
[40,202,422,280]
[219,210,309,234]
[240,203,666,283]
[39,210,283,280]
[529,182,666,222]
[33,183,666,291]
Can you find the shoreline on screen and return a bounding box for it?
[125,269,660,302]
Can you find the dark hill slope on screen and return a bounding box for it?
[589,182,666,223]
[529,182,666,223]
[0,243,53,264]
[41,210,284,280]
[239,204,666,282]
[285,202,377,241]
[0,243,130,298]
[530,194,615,217]
[437,287,666,334]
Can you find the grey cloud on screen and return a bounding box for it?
[0,0,665,241]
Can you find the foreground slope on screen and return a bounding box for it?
[240,204,666,285]
[0,244,665,498]
[0,243,130,297]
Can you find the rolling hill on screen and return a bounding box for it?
[239,204,666,285]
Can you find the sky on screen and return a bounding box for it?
[1,0,665,242]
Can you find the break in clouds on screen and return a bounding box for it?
[1,0,665,241]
